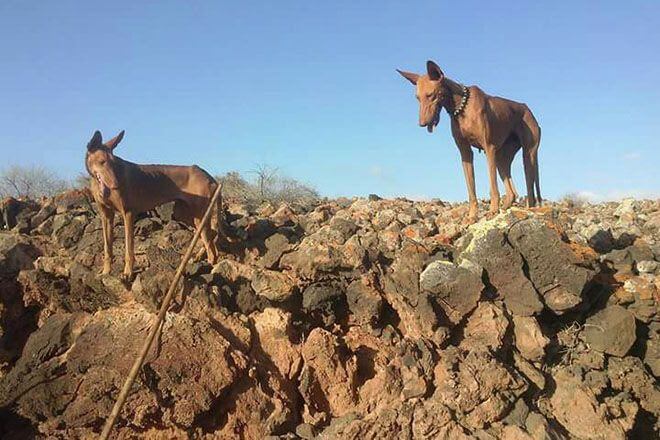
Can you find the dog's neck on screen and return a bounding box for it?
[442,78,467,116]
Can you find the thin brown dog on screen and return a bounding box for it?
[398,60,541,222]
[85,130,223,280]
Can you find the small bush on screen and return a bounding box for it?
[561,192,590,208]
[0,165,70,199]
[216,165,319,206]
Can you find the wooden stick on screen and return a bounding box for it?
[99,184,222,440]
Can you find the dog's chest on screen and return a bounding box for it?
[452,115,484,147]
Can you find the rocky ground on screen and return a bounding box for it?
[0,190,658,439]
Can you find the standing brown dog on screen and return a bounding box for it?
[398,60,541,222]
[85,130,223,280]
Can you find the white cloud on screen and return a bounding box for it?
[369,165,384,178]
[573,189,659,202]
[622,152,641,160]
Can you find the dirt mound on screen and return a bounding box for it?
[1,196,658,439]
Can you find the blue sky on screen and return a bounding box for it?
[0,1,658,201]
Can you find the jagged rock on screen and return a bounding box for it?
[53,189,93,213]
[51,213,87,248]
[345,276,383,327]
[463,302,509,351]
[381,241,445,343]
[459,216,543,317]
[299,328,358,420]
[260,232,293,269]
[251,268,297,302]
[583,305,636,357]
[513,353,545,390]
[280,241,349,279]
[581,224,615,253]
[606,356,660,416]
[419,259,484,325]
[549,369,632,439]
[620,275,658,323]
[507,218,594,314]
[0,234,41,275]
[433,347,528,429]
[318,400,469,440]
[0,307,248,435]
[270,204,298,226]
[31,203,56,229]
[603,244,655,276]
[643,322,660,376]
[512,316,549,361]
[251,308,302,380]
[1,196,659,438]
[302,281,346,327]
[637,260,658,274]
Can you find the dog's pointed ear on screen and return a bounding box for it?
[397,69,420,85]
[87,130,103,151]
[426,60,444,81]
[104,130,125,150]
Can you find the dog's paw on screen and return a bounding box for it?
[120,272,134,287]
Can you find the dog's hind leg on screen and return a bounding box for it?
[516,106,542,207]
[496,137,520,209]
[485,145,501,215]
[198,219,218,265]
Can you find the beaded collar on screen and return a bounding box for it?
[451,85,470,118]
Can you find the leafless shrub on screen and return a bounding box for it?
[74,173,91,189]
[0,165,70,199]
[561,192,590,208]
[216,165,319,206]
[216,171,259,201]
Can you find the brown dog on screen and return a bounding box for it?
[398,60,541,222]
[85,130,223,280]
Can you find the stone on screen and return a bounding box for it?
[299,328,358,418]
[381,241,443,342]
[0,308,248,435]
[643,322,660,376]
[433,347,527,430]
[345,277,383,327]
[302,281,346,328]
[549,369,628,439]
[0,234,41,275]
[251,269,297,302]
[420,260,484,324]
[463,302,509,351]
[637,260,658,274]
[512,316,549,362]
[581,224,615,253]
[460,224,543,317]
[583,305,636,357]
[507,218,594,315]
[251,308,302,380]
[260,232,293,269]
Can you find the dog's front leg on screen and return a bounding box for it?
[485,146,500,215]
[458,144,478,223]
[122,210,134,281]
[100,206,115,275]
